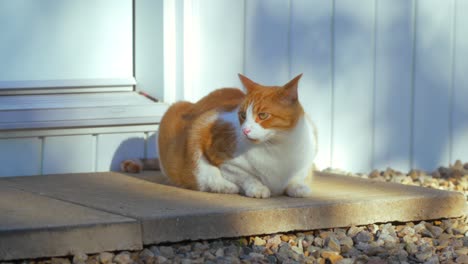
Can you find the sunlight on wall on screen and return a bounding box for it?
[183,0,200,102]
[452,127,468,164]
[190,0,245,102]
[299,76,332,171]
[163,0,178,104]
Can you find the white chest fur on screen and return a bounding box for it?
[220,112,317,195]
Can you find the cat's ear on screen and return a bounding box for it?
[238,74,258,93]
[279,73,302,104]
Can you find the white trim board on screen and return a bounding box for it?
[0,92,156,111]
[0,92,168,130]
[0,78,136,89]
[0,77,137,95]
[0,86,134,96]
[0,78,136,95]
[0,125,159,139]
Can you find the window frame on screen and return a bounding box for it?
[0,0,167,132]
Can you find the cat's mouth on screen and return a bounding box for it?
[245,135,261,144]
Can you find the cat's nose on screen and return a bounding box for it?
[242,127,251,135]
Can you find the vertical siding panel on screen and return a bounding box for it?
[163,0,184,103]
[43,135,94,174]
[244,0,290,84]
[0,138,41,177]
[452,0,468,163]
[412,0,454,170]
[189,0,245,101]
[373,0,414,171]
[332,0,375,173]
[91,134,97,172]
[96,133,145,172]
[290,0,333,169]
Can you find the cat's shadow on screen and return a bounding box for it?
[109,132,158,172]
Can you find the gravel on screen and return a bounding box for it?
[3,161,467,264]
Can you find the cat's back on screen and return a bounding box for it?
[160,87,244,138]
[158,88,244,189]
[192,88,245,116]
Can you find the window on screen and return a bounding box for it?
[0,0,166,130]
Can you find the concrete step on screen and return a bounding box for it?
[0,171,465,261]
[0,181,141,261]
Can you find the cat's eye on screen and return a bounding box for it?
[258,112,270,120]
[239,111,246,119]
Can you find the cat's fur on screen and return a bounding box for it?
[122,74,317,198]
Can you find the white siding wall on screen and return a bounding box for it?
[332,0,375,173]
[290,0,333,170]
[373,0,414,171]
[1,0,467,177]
[0,138,41,176]
[453,1,468,166]
[0,129,158,177]
[179,0,467,173]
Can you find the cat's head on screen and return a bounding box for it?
[237,74,304,143]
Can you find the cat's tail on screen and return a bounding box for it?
[120,158,160,173]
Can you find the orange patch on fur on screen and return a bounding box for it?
[203,120,237,166]
[158,88,244,190]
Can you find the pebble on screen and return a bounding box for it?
[148,245,160,256]
[138,248,154,259]
[339,236,354,253]
[11,163,468,264]
[426,223,444,238]
[215,247,225,258]
[325,236,341,252]
[159,246,175,258]
[337,259,354,264]
[321,251,343,264]
[72,253,88,264]
[97,252,113,264]
[155,256,167,263]
[314,236,324,247]
[253,236,266,246]
[415,246,433,262]
[225,244,240,258]
[248,252,264,259]
[347,225,364,237]
[266,235,282,250]
[84,257,99,264]
[354,231,373,243]
[112,252,131,264]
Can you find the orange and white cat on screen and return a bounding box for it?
[122,74,317,198]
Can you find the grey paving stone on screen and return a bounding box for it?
[0,183,142,261]
[1,171,465,247]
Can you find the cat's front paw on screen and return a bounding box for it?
[203,180,240,194]
[121,159,143,173]
[217,181,240,194]
[244,185,271,199]
[286,184,312,198]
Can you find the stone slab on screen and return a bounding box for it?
[0,183,142,261]
[2,172,465,246]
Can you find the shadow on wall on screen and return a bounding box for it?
[245,0,465,172]
[109,132,158,172]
